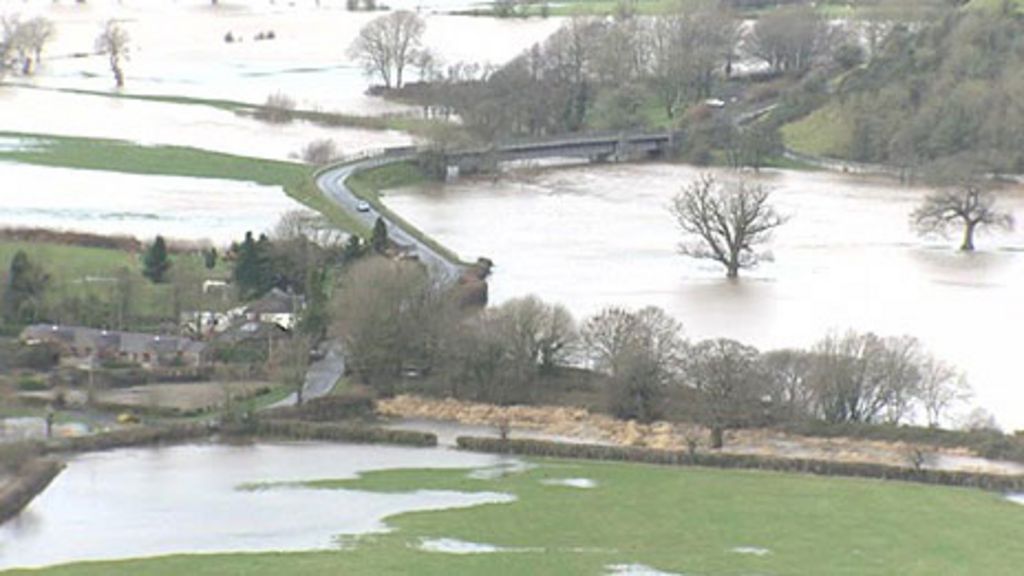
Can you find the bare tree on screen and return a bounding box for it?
[911,184,1014,251]
[582,306,685,422]
[670,174,787,279]
[20,16,55,74]
[95,19,130,88]
[747,5,831,75]
[760,348,815,421]
[916,358,971,428]
[348,10,425,90]
[686,338,763,449]
[807,331,924,425]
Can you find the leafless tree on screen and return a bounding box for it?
[760,348,815,421]
[348,10,425,89]
[95,19,130,88]
[916,358,971,428]
[747,5,831,75]
[807,331,924,425]
[670,174,787,279]
[582,306,685,422]
[20,16,54,74]
[493,296,577,376]
[332,257,455,394]
[911,184,1014,251]
[299,138,338,165]
[686,338,763,448]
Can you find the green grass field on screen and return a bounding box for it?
[0,240,226,322]
[780,103,852,159]
[13,458,1024,575]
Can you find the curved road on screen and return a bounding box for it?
[315,155,465,282]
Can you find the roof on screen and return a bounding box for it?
[245,288,302,315]
[21,324,205,356]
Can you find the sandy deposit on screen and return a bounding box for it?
[378,395,1024,476]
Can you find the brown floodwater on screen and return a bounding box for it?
[385,164,1024,429]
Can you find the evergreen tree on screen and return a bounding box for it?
[233,232,275,300]
[371,217,389,254]
[2,251,50,324]
[202,247,218,270]
[142,236,172,283]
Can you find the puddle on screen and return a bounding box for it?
[606,563,683,576]
[732,546,771,556]
[1008,494,1024,506]
[540,478,597,489]
[417,538,505,554]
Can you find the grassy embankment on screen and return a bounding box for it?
[11,458,1024,575]
[343,161,468,266]
[0,131,369,237]
[780,103,852,159]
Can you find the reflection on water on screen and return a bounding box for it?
[0,442,511,569]
[386,164,1024,429]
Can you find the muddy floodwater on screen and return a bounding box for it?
[0,162,302,243]
[386,164,1024,429]
[0,442,511,570]
[1,0,560,113]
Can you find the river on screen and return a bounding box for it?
[0,441,512,570]
[385,163,1024,430]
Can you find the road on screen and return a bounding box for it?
[315,155,465,282]
[268,342,346,409]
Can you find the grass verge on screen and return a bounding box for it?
[344,161,467,265]
[12,458,1024,575]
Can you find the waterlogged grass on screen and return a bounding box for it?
[12,85,442,137]
[15,459,1024,575]
[0,132,367,237]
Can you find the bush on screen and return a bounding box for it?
[14,343,61,371]
[264,389,375,422]
[300,139,338,165]
[247,419,437,447]
[254,92,296,124]
[16,374,47,392]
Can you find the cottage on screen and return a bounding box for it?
[20,325,206,369]
[244,288,303,331]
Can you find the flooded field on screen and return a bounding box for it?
[386,164,1024,429]
[0,87,412,161]
[1,0,560,112]
[0,442,510,570]
[0,162,301,243]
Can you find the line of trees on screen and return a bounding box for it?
[0,14,54,77]
[333,257,977,448]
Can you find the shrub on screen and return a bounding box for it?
[254,92,296,124]
[16,374,47,392]
[14,343,60,371]
[300,139,338,165]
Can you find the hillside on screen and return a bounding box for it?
[782,9,1024,175]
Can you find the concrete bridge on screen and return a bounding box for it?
[447,132,679,175]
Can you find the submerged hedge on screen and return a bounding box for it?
[456,436,1024,492]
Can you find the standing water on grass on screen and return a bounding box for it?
[0,442,513,570]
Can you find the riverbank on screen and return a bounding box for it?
[0,458,64,525]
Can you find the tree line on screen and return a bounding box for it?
[333,256,977,449]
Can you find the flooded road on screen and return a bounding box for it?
[386,164,1024,429]
[0,442,511,570]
